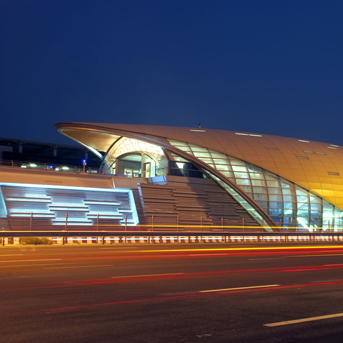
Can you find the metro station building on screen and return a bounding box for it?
[1,122,343,232]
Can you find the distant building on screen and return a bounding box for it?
[0,137,101,172]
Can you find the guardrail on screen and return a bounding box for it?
[1,230,343,245]
[0,159,99,173]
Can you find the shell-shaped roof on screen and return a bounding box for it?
[55,122,343,210]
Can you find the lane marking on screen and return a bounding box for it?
[0,259,62,263]
[200,284,280,293]
[264,312,343,327]
[111,273,184,279]
[0,254,23,256]
[44,265,113,270]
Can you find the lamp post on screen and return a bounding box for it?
[82,159,87,173]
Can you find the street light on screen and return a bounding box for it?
[82,159,87,173]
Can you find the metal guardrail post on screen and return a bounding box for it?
[125,214,127,231]
[65,213,68,231]
[97,214,99,231]
[151,215,154,231]
[30,213,33,231]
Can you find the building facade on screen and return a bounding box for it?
[1,123,343,232]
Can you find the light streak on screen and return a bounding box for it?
[200,284,280,293]
[264,313,343,327]
[138,245,343,253]
[42,280,343,313]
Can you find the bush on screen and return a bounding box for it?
[20,237,52,245]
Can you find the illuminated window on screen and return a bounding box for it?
[167,139,343,231]
[107,137,164,162]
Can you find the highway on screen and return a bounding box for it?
[1,243,343,342]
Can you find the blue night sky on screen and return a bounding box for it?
[1,0,342,145]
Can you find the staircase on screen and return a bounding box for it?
[138,176,260,229]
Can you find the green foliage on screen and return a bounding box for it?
[20,237,52,245]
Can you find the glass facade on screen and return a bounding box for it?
[168,139,343,231]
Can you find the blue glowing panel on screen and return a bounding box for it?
[0,188,7,217]
[0,183,139,228]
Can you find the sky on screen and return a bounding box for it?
[1,0,343,146]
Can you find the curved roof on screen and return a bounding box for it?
[55,122,343,210]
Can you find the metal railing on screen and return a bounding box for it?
[1,230,343,246]
[3,213,341,233]
[0,159,100,174]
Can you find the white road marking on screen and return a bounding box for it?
[44,265,113,270]
[0,259,62,263]
[264,312,343,327]
[111,273,184,278]
[200,284,280,293]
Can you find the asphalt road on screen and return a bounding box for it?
[1,243,343,343]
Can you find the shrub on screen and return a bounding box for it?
[20,237,52,245]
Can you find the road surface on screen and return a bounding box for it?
[1,243,343,342]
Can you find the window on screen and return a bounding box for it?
[232,166,247,172]
[249,173,265,180]
[214,159,230,165]
[251,180,265,186]
[234,172,249,179]
[269,195,283,201]
[236,179,251,186]
[216,165,230,171]
[268,188,281,194]
[266,180,279,187]
[283,195,293,202]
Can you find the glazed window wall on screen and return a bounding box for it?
[169,161,205,178]
[168,139,343,231]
